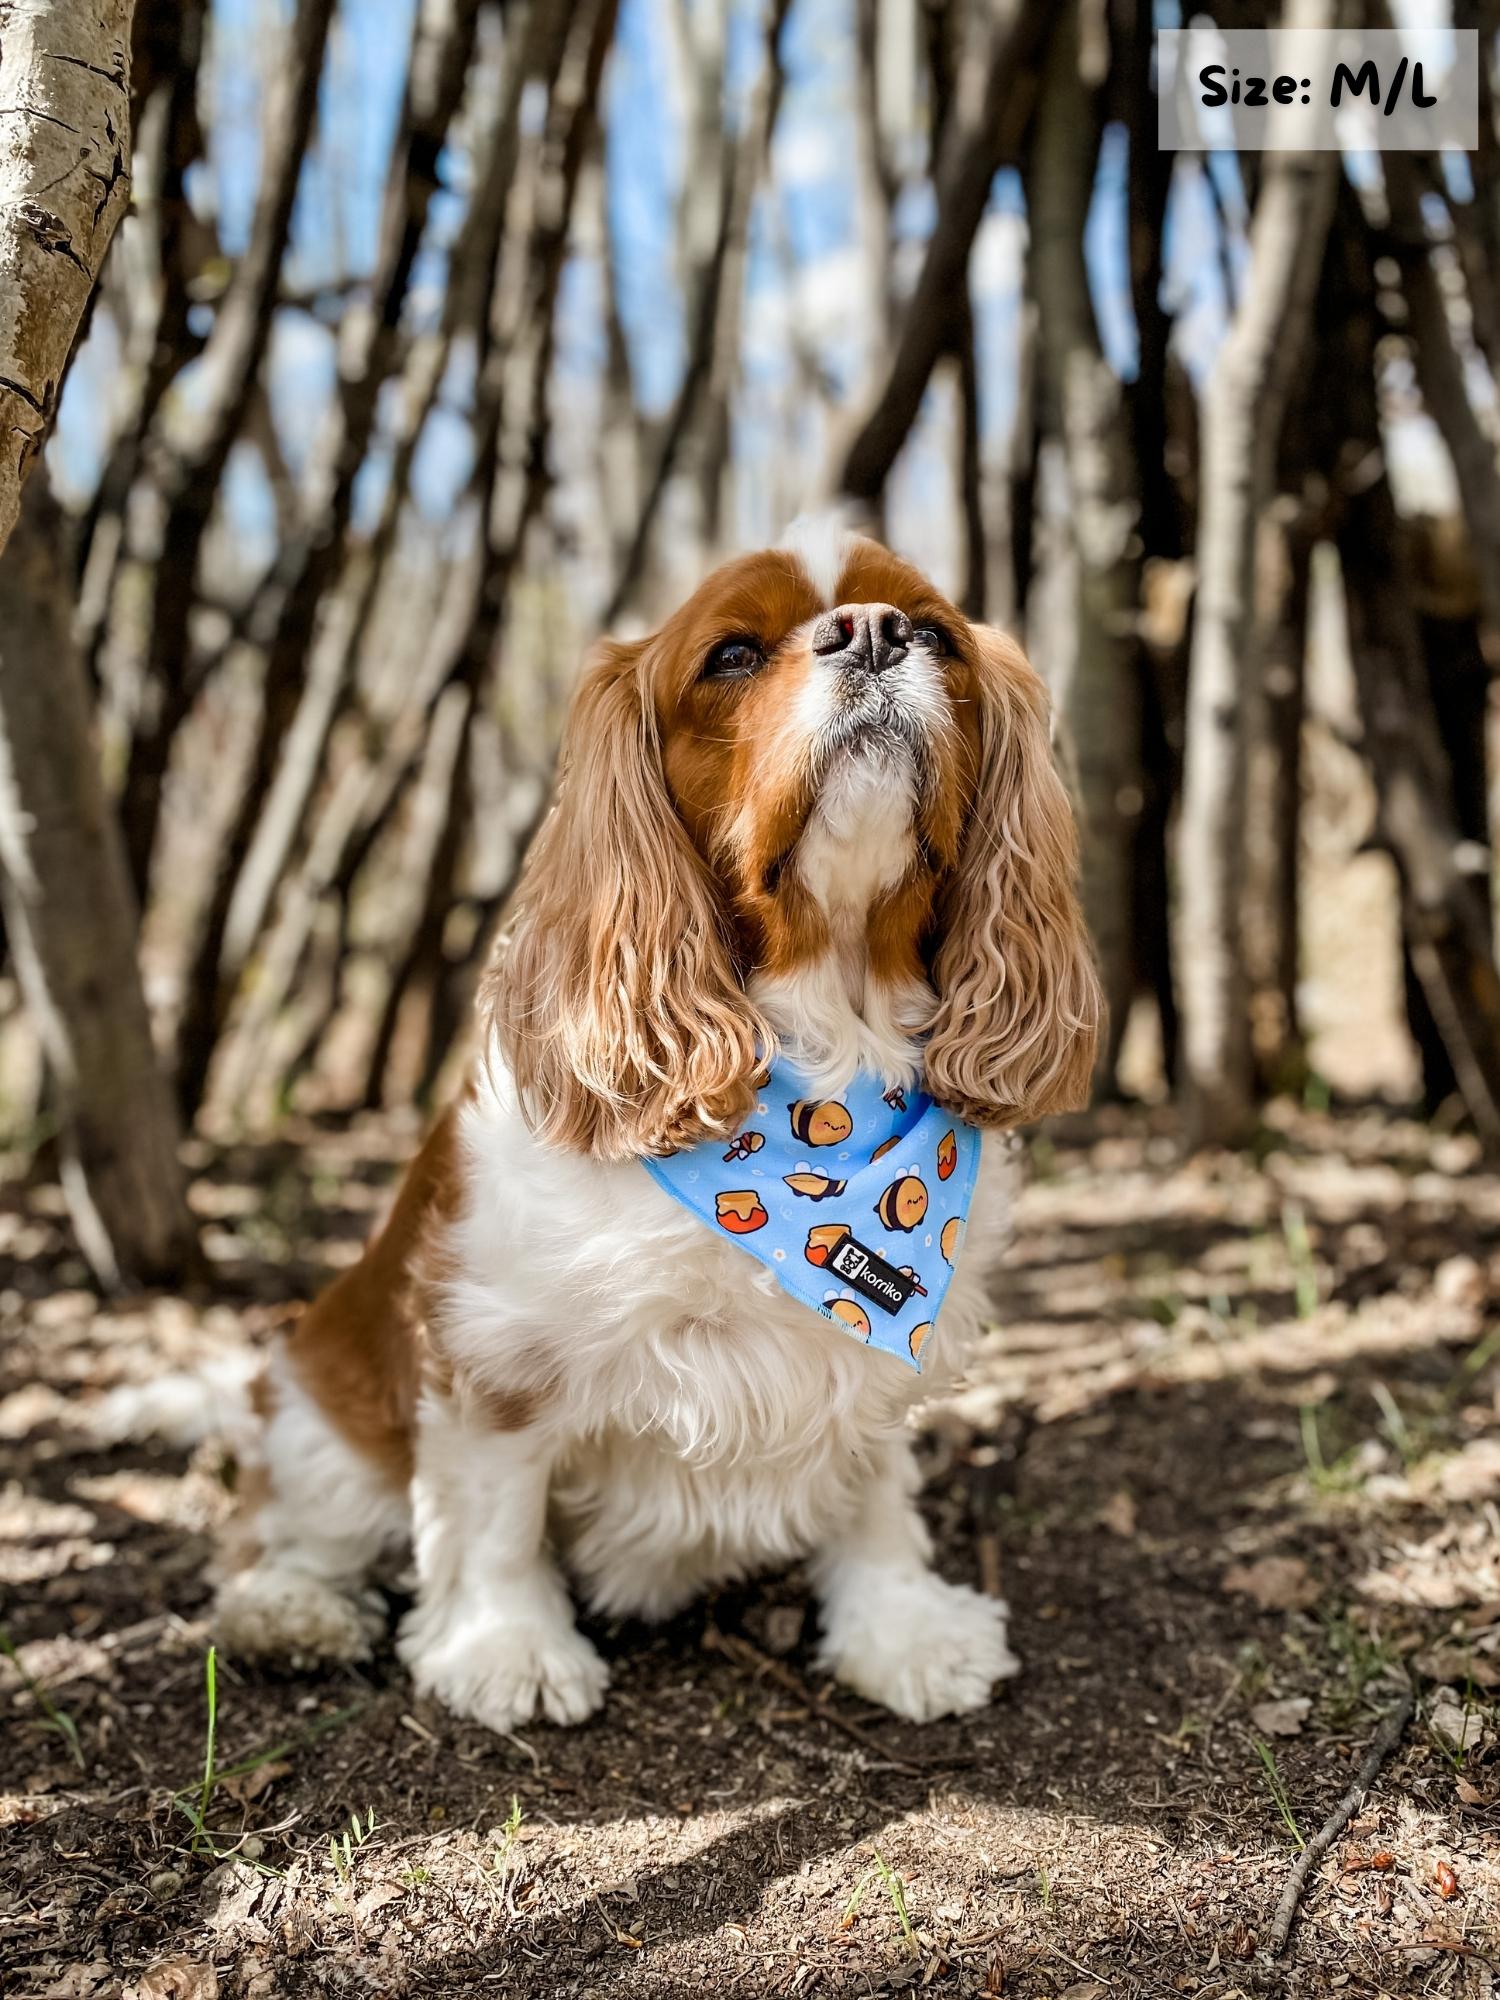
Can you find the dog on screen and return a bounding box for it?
[214,524,1102,1731]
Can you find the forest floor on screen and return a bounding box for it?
[1,1101,1498,1999]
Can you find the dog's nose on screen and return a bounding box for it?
[812,602,912,674]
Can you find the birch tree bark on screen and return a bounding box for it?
[1177,0,1338,1147]
[1029,1,1144,1082]
[0,0,136,554]
[0,483,197,1286]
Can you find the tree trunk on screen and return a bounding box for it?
[0,0,137,554]
[1383,153,1500,661]
[1177,2,1338,1147]
[837,0,1051,506]
[1326,219,1500,1148]
[0,483,196,1287]
[1402,521,1495,1112]
[1245,508,1312,1093]
[1028,1,1144,1087]
[1340,487,1500,1149]
[116,0,335,902]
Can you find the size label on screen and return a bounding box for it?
[1157,29,1477,152]
[825,1232,917,1316]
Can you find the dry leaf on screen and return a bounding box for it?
[219,1761,289,1806]
[1222,1556,1319,1611]
[1414,1643,1500,1690]
[1433,1440,1500,1505]
[762,1605,805,1656]
[1428,1690,1486,1755]
[1098,1491,1137,1538]
[1250,1696,1311,1737]
[1432,1255,1483,1308]
[355,1883,403,1921]
[123,1961,219,2000]
[36,1967,116,2000]
[1343,1847,1395,1873]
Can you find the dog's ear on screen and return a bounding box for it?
[484,638,764,1160]
[923,626,1103,1126]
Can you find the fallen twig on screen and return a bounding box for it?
[705,1626,975,1776]
[1262,1688,1415,1963]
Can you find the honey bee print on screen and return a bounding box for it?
[789,1099,853,1147]
[869,1134,900,1164]
[715,1188,768,1234]
[875,1171,928,1233]
[940,1214,962,1263]
[823,1291,871,1339]
[936,1129,957,1181]
[722,1130,765,1164]
[783,1170,847,1200]
[908,1321,933,1363]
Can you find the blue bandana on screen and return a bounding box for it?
[642,1058,981,1372]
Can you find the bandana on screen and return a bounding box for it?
[642,1058,981,1372]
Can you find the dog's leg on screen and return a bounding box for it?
[396,1395,608,1733]
[808,1436,1019,1722]
[216,1358,408,1663]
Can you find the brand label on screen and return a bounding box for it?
[826,1233,917,1315]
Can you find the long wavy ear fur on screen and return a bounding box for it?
[924,627,1104,1126]
[483,639,765,1160]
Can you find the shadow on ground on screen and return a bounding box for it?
[1,1104,1497,1997]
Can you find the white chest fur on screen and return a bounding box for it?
[440,1063,1015,1617]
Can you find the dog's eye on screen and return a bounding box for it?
[911,624,952,655]
[701,637,765,681]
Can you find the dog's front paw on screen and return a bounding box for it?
[399,1608,609,1732]
[817,1569,1019,1722]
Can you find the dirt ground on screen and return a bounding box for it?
[2,1102,1498,1999]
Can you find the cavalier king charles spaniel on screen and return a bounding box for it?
[215,523,1102,1731]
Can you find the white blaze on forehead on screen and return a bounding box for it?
[780,510,862,606]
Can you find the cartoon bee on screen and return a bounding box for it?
[897,1265,928,1297]
[936,1129,957,1181]
[789,1099,853,1147]
[783,1170,846,1201]
[804,1222,849,1267]
[715,1188,768,1234]
[824,1292,871,1339]
[908,1321,933,1363]
[722,1130,766,1164]
[870,1134,900,1164]
[883,1085,907,1113]
[875,1172,928,1233]
[940,1214,962,1264]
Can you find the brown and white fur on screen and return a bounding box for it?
[213,525,1102,1731]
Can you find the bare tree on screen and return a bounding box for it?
[170,0,485,1118]
[837,0,1052,508]
[1028,1,1144,1076]
[604,0,791,622]
[1177,0,1339,1148]
[0,0,136,552]
[0,484,196,1286]
[116,0,337,900]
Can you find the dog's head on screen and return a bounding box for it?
[486,528,1102,1158]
